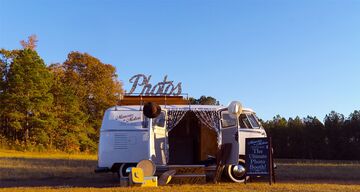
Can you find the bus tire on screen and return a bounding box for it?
[118,163,137,178]
[226,159,248,183]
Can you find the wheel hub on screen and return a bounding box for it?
[232,164,246,178]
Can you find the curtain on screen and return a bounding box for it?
[193,109,222,146]
[166,108,222,146]
[166,109,188,132]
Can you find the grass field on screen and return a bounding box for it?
[1,183,360,192]
[0,149,97,160]
[1,150,360,191]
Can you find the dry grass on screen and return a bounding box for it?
[276,159,360,166]
[0,157,97,180]
[1,150,360,191]
[0,183,360,192]
[275,159,360,182]
[0,150,108,188]
[0,149,97,160]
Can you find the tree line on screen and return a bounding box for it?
[1,36,359,159]
[262,111,360,160]
[0,36,220,153]
[0,36,122,153]
[189,95,219,105]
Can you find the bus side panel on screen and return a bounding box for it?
[98,130,149,168]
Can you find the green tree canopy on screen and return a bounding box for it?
[62,52,123,136]
[0,48,53,149]
[0,37,123,153]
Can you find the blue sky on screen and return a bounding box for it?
[1,0,359,120]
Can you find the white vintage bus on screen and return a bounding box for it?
[95,96,267,183]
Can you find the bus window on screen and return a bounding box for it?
[221,112,237,128]
[142,116,149,128]
[153,111,165,128]
[248,114,260,128]
[239,114,252,128]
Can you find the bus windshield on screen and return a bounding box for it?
[239,113,260,129]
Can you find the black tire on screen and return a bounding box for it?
[226,159,248,183]
[118,163,137,178]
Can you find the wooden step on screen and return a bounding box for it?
[167,165,206,184]
[155,165,208,184]
[167,165,205,175]
[170,174,206,184]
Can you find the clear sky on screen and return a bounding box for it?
[1,0,359,121]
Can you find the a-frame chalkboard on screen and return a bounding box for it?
[245,137,275,184]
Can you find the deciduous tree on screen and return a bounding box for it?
[62,52,123,141]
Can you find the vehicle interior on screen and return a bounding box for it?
[168,111,218,165]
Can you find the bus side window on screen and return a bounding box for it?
[153,111,165,127]
[142,117,149,128]
[221,112,237,128]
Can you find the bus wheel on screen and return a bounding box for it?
[118,163,137,178]
[226,159,248,183]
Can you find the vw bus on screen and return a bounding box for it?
[95,96,267,182]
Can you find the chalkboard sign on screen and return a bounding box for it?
[245,137,275,184]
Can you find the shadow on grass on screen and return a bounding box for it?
[2,157,360,188]
[0,157,120,188]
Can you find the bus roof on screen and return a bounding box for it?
[107,105,255,113]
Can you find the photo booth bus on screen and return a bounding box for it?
[95,96,267,182]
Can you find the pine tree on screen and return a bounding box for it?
[0,50,10,140]
[1,48,53,149]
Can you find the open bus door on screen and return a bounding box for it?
[220,110,239,165]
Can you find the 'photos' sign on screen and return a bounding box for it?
[128,74,182,96]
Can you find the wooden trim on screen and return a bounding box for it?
[119,96,189,106]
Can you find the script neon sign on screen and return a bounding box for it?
[128,74,182,96]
